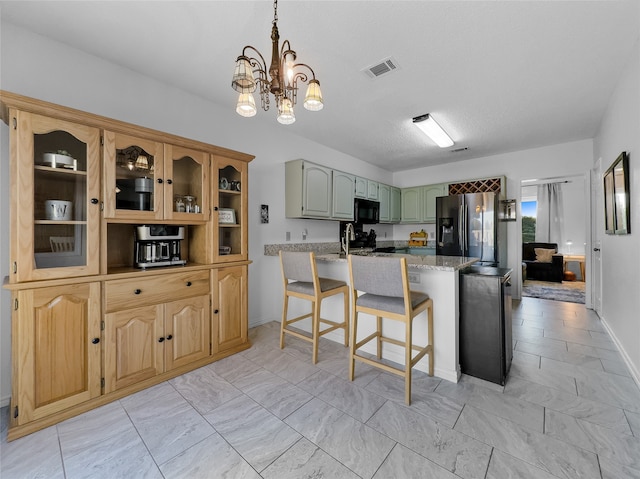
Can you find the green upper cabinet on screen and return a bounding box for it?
[379,184,401,224]
[401,187,422,223]
[421,183,447,223]
[332,170,355,220]
[354,177,367,198]
[367,180,379,200]
[285,160,332,218]
[379,183,391,222]
[390,186,402,222]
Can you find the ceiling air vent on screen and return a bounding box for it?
[362,57,400,79]
[450,147,469,153]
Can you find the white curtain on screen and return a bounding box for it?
[535,183,564,245]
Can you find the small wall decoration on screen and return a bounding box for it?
[603,151,630,235]
[218,208,236,224]
[260,204,269,224]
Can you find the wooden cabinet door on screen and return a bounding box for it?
[102,130,164,221]
[212,266,248,353]
[214,156,248,262]
[164,144,209,222]
[332,170,355,220]
[164,295,211,371]
[104,304,164,393]
[12,283,101,425]
[11,110,101,283]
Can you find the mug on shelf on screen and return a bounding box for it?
[45,200,73,221]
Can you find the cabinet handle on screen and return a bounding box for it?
[91,198,99,204]
[92,338,100,344]
[166,334,173,340]
[134,289,142,295]
[214,309,219,314]
[186,281,192,287]
[157,178,163,184]
[214,206,219,211]
[158,337,165,343]
[166,179,172,185]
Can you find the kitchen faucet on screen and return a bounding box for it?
[342,223,355,255]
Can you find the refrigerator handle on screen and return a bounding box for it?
[463,204,468,254]
[458,203,464,254]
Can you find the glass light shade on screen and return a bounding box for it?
[277,98,296,125]
[135,154,149,170]
[236,93,257,117]
[232,56,256,93]
[412,113,454,148]
[303,80,323,111]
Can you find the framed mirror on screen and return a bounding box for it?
[603,151,630,235]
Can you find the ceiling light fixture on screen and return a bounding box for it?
[412,114,454,148]
[231,0,323,124]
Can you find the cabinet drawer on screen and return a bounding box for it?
[105,270,210,312]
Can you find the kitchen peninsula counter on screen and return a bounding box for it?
[265,243,479,382]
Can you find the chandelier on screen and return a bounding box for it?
[231,0,323,124]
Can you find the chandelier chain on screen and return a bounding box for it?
[273,0,278,26]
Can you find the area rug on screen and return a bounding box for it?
[522,280,585,304]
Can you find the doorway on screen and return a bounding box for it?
[520,175,588,303]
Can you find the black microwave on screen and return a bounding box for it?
[354,198,380,224]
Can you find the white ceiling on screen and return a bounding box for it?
[1,1,638,172]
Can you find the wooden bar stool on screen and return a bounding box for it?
[347,254,433,405]
[279,251,349,364]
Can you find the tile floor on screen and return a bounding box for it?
[1,297,639,478]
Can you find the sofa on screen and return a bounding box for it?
[522,242,564,283]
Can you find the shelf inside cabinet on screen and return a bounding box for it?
[34,165,87,177]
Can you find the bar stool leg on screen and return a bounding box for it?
[280,294,289,349]
[376,316,382,359]
[405,318,412,405]
[428,302,434,376]
[349,310,358,381]
[312,300,321,364]
[343,290,349,347]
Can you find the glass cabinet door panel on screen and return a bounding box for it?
[214,157,247,262]
[12,111,100,282]
[103,131,164,220]
[164,145,209,222]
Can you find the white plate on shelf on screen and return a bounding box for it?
[42,153,77,170]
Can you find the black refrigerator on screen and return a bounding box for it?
[436,192,503,266]
[459,265,513,385]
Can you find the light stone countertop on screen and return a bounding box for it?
[264,241,476,271]
[315,252,478,272]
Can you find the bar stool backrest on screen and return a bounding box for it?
[281,251,315,283]
[349,255,405,298]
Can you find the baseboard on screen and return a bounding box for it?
[600,316,640,388]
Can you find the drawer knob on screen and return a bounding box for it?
[186,281,192,287]
[166,334,173,340]
[157,178,163,184]
[214,309,219,314]
[91,198,99,204]
[158,337,165,343]
[134,289,142,295]
[92,337,100,344]
[214,206,219,211]
[166,179,172,185]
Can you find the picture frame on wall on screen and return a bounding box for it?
[603,151,631,235]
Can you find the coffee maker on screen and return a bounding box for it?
[134,225,187,269]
